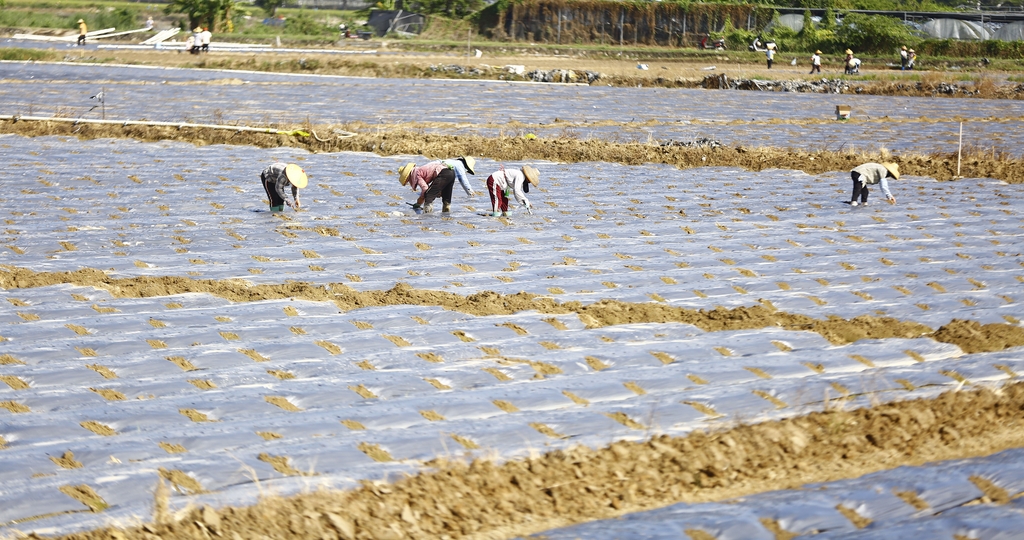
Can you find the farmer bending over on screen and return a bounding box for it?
[260,162,306,212]
[399,157,476,213]
[850,162,898,207]
[486,165,539,217]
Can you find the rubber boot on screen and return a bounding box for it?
[442,201,451,213]
[423,203,433,213]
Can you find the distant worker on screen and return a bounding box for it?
[844,49,855,74]
[398,157,476,213]
[183,34,195,54]
[190,27,202,54]
[907,49,917,70]
[200,27,212,52]
[77,19,87,46]
[486,165,539,217]
[765,41,777,69]
[849,162,898,207]
[146,17,154,30]
[260,162,307,212]
[810,50,822,74]
[900,45,909,70]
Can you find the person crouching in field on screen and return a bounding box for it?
[260,162,306,211]
[486,165,539,217]
[399,157,475,213]
[849,162,898,207]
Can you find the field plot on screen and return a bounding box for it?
[533,447,1024,539]
[2,62,1024,154]
[1,133,1023,536]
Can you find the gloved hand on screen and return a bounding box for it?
[887,196,896,205]
[525,202,533,215]
[412,203,422,210]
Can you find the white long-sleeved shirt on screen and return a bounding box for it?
[488,169,529,211]
[441,159,475,196]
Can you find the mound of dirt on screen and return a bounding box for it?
[4,120,1023,183]
[54,382,1024,540]
[932,319,1024,354]
[1,265,1018,353]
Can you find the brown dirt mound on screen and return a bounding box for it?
[2,266,1018,351]
[55,382,1024,540]
[3,121,1022,183]
[932,319,1024,354]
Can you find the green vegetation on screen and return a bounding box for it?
[0,48,57,61]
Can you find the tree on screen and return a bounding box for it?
[164,0,215,30]
[822,5,836,31]
[255,0,285,17]
[408,0,483,18]
[837,12,915,53]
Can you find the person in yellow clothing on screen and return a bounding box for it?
[77,19,87,46]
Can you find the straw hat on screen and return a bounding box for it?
[908,49,915,53]
[901,45,907,50]
[766,42,776,50]
[459,156,476,175]
[398,163,415,186]
[522,166,539,187]
[815,50,822,55]
[882,162,900,180]
[284,164,307,188]
[845,49,853,55]
[78,19,85,23]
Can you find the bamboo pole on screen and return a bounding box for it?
[956,121,963,178]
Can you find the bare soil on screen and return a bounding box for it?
[2,265,1022,356]
[3,121,1022,183]
[49,382,1024,540]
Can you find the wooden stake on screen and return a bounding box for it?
[956,121,963,178]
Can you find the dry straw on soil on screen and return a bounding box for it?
[3,120,1023,183]
[2,265,1023,356]
[51,382,1024,540]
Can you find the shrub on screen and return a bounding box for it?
[836,12,916,54]
[284,11,332,36]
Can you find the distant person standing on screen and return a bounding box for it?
[765,41,776,69]
[146,16,155,30]
[77,19,87,46]
[485,165,539,217]
[200,27,212,52]
[900,45,909,70]
[190,27,202,54]
[907,49,917,70]
[260,162,307,212]
[849,162,898,207]
[810,50,822,74]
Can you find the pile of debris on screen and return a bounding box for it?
[701,74,850,94]
[429,64,488,76]
[660,138,722,149]
[524,69,601,84]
